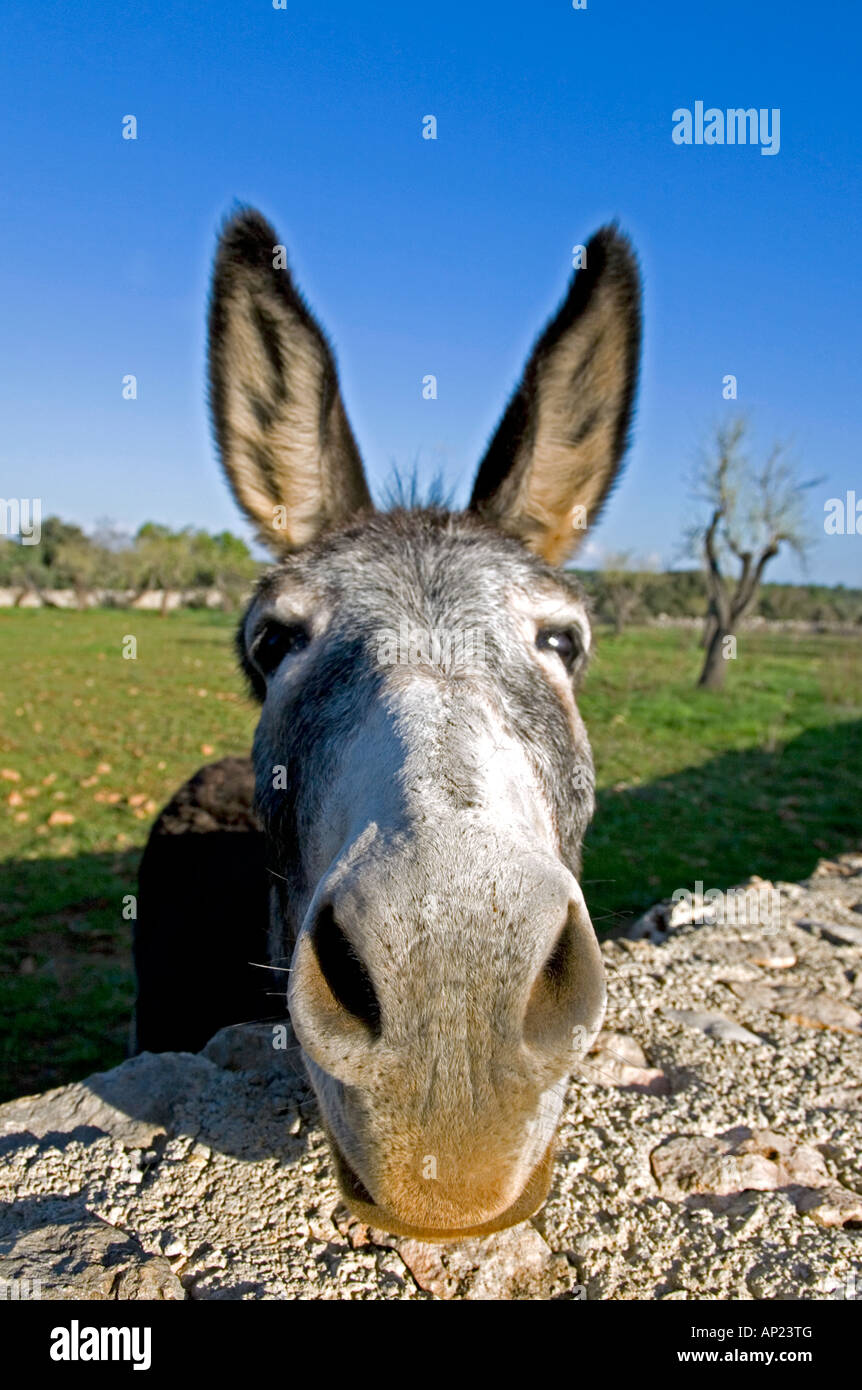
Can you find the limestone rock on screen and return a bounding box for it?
[578,1031,668,1092]
[650,1126,862,1229]
[747,940,796,969]
[797,918,862,948]
[0,1208,184,1300]
[665,1009,766,1046]
[730,982,862,1033]
[377,1224,574,1300]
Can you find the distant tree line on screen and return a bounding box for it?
[0,518,260,611]
[581,567,862,630]
[2,502,858,632]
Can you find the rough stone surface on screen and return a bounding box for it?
[0,1212,184,1300]
[2,855,861,1300]
[663,1009,766,1046]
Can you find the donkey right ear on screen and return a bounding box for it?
[469,227,641,567]
[208,209,373,552]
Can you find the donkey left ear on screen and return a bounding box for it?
[208,208,373,553]
[469,227,642,566]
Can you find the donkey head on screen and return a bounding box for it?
[209,210,641,1239]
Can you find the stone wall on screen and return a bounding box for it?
[1,854,860,1300]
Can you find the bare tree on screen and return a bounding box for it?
[687,418,813,690]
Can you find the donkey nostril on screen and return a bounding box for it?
[541,921,574,1001]
[311,906,381,1037]
[523,910,593,1054]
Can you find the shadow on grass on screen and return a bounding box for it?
[584,717,862,933]
[0,848,140,1104]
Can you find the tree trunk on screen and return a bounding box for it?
[698,626,730,689]
[701,607,718,650]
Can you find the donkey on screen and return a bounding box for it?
[133,208,642,1240]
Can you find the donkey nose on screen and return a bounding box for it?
[289,885,606,1087]
[287,904,383,1085]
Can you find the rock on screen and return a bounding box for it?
[650,1127,861,1227]
[651,1133,779,1199]
[777,991,860,1032]
[202,1022,303,1075]
[794,1185,862,1228]
[814,1084,862,1111]
[578,1031,669,1092]
[335,1209,579,1298]
[779,993,861,1031]
[0,1051,208,1149]
[711,963,764,984]
[747,940,796,969]
[386,1224,575,1300]
[812,855,862,878]
[730,982,862,1033]
[665,1009,766,1046]
[627,891,724,943]
[591,1031,648,1066]
[627,876,785,942]
[0,1208,185,1300]
[335,1211,576,1300]
[774,881,805,902]
[797,919,862,948]
[728,981,782,1012]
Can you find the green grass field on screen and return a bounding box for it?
[1,608,860,1103]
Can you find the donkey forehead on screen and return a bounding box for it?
[245,511,593,638]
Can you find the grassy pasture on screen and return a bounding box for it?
[1,608,860,1103]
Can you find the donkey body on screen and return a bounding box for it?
[134,210,641,1239]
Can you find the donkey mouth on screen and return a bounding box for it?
[329,1132,558,1243]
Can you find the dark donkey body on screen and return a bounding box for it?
[134,210,641,1239]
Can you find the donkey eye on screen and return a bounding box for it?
[251,621,310,676]
[536,628,582,672]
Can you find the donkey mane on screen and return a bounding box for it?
[378,468,455,511]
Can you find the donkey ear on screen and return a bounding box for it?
[208,209,373,552]
[469,227,641,566]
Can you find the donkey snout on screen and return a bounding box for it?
[286,869,607,1236]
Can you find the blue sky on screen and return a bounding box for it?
[1,0,859,583]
